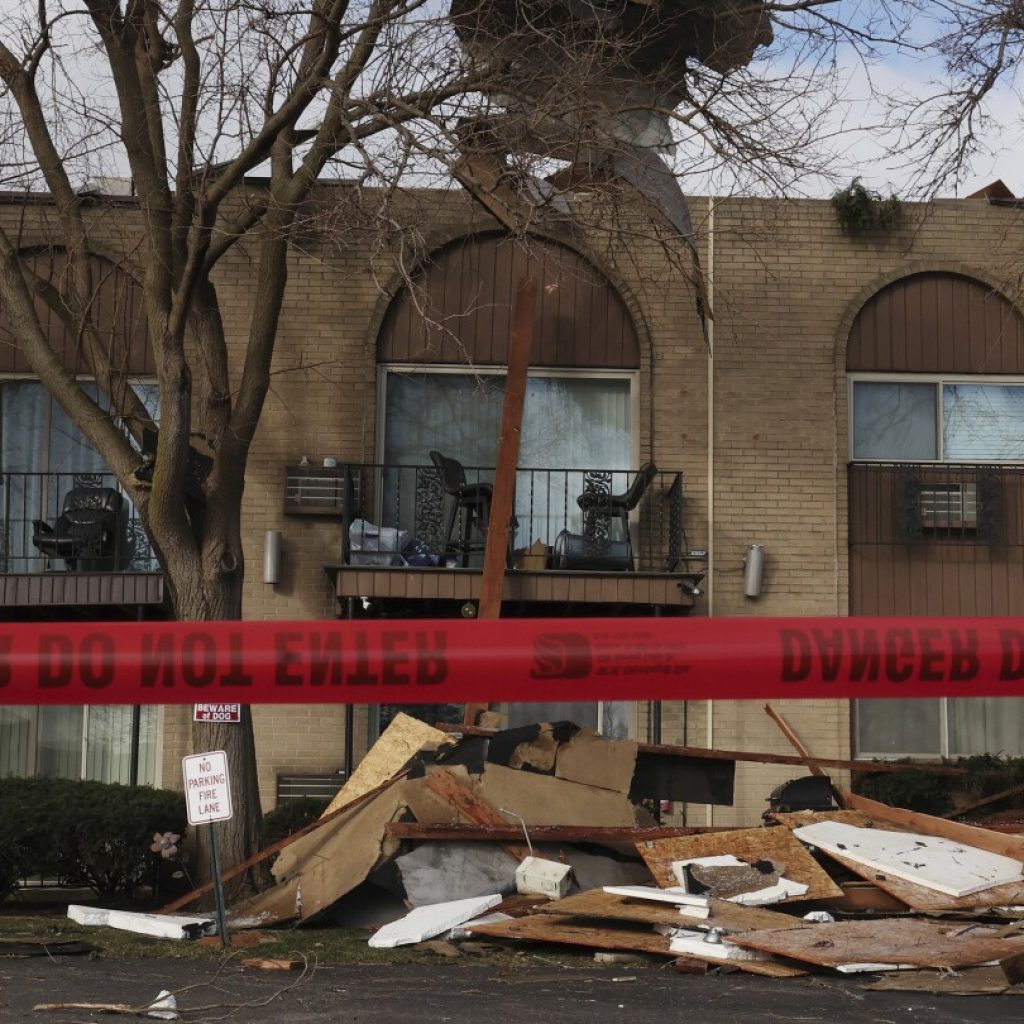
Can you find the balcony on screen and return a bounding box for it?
[848,462,1024,617]
[319,464,702,612]
[0,471,163,609]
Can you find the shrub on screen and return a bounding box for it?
[832,178,903,234]
[263,797,331,845]
[0,777,186,899]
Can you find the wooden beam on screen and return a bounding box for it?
[841,790,1024,860]
[479,276,537,621]
[433,722,969,776]
[763,703,825,776]
[385,823,734,842]
[942,781,1024,820]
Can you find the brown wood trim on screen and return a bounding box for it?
[378,234,640,369]
[326,565,698,607]
[434,723,970,776]
[0,572,164,607]
[848,271,1024,373]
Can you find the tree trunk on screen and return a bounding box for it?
[177,577,270,899]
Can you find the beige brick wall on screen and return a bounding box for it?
[8,191,1024,820]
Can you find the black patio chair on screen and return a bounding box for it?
[429,450,493,567]
[32,486,128,570]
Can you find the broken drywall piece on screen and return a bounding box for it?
[794,821,1024,898]
[603,885,710,909]
[146,991,178,1020]
[323,712,452,816]
[671,854,791,901]
[472,763,638,827]
[554,727,638,794]
[727,878,810,906]
[396,842,518,906]
[67,906,214,940]
[368,894,503,948]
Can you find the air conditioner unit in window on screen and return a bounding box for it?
[919,482,978,529]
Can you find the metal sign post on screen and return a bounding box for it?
[182,750,233,948]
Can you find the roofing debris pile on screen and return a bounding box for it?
[230,713,1024,995]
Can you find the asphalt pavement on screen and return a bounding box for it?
[0,959,1018,1023]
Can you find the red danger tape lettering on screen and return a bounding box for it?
[2,617,1024,705]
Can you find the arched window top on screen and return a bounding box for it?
[847,272,1024,375]
[378,234,640,369]
[0,249,152,376]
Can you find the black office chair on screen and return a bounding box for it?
[32,487,128,570]
[560,462,658,571]
[429,451,493,567]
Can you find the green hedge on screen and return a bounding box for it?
[0,777,186,899]
[262,796,331,846]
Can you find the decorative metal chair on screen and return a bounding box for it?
[429,450,493,567]
[556,462,658,571]
[32,486,128,570]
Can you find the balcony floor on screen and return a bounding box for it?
[324,564,701,609]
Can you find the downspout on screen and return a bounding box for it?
[705,197,715,828]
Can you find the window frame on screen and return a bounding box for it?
[848,372,1024,465]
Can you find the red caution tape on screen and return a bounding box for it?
[2,616,1024,706]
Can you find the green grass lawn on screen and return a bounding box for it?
[0,911,599,969]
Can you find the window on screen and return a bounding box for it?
[0,379,159,571]
[851,378,1024,462]
[381,368,634,547]
[0,379,161,784]
[0,705,159,784]
[851,375,1024,758]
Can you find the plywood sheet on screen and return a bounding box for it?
[637,828,842,902]
[472,763,638,827]
[814,845,1024,913]
[864,966,1018,996]
[323,713,452,816]
[793,822,1024,897]
[732,919,1024,970]
[535,889,803,934]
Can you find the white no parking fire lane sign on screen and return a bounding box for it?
[182,750,233,826]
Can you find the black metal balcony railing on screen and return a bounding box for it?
[340,464,687,573]
[0,471,157,573]
[849,462,1024,547]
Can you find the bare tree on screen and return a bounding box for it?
[893,1,1024,192]
[0,0,905,887]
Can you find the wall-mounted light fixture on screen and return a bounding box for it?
[743,543,765,599]
[263,529,283,585]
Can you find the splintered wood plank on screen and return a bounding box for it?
[636,828,842,902]
[466,913,675,956]
[769,810,873,830]
[731,919,1024,970]
[814,846,1024,913]
[534,889,803,934]
[465,914,807,976]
